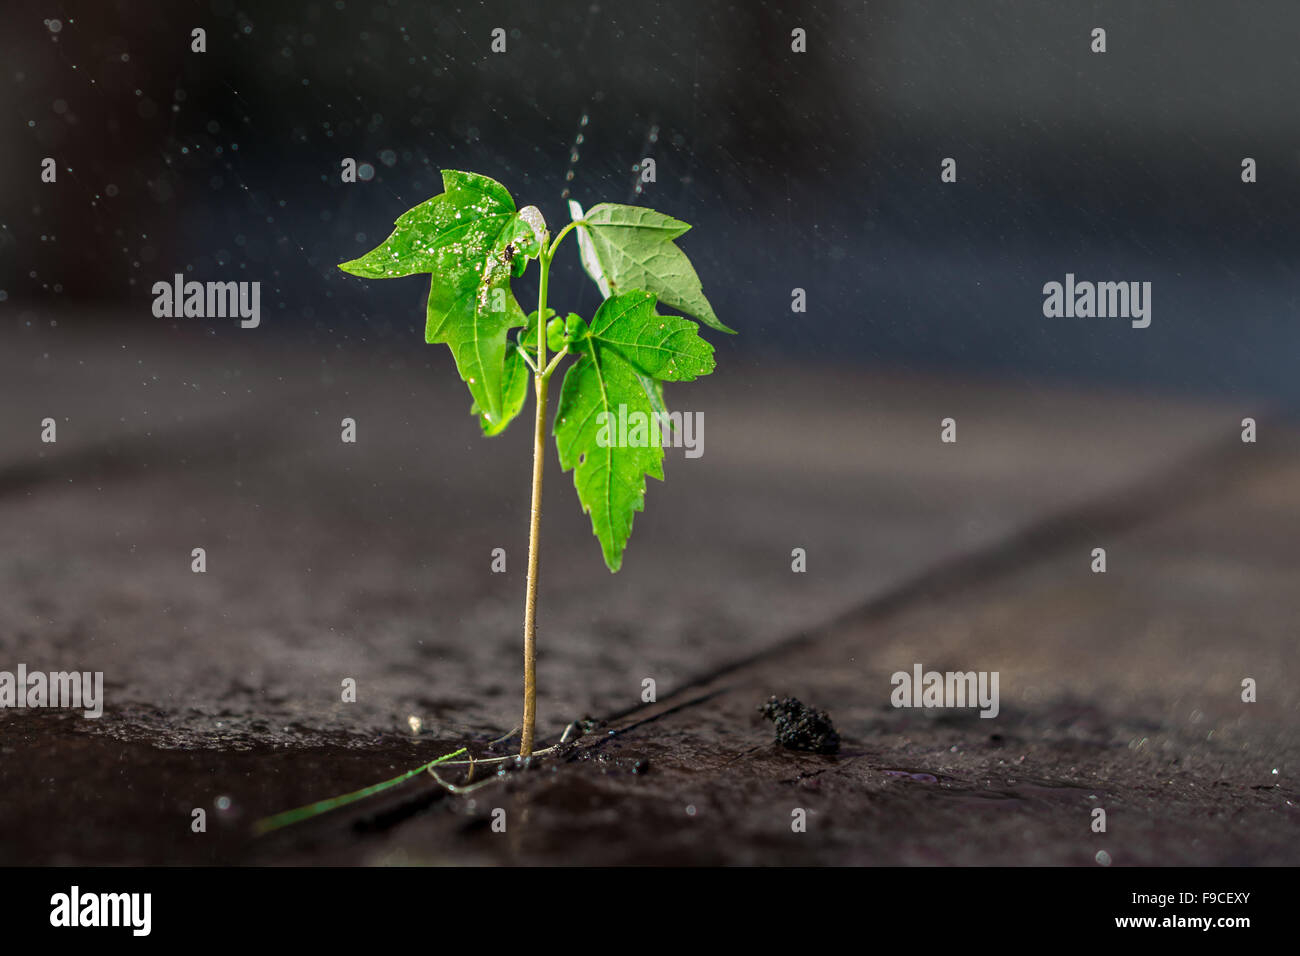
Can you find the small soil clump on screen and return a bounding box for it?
[758,696,840,754]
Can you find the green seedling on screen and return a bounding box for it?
[338,170,732,756]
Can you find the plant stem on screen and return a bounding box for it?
[519,221,582,757]
[520,248,553,757]
[548,219,582,257]
[515,344,540,375]
[520,368,548,756]
[253,747,466,834]
[542,345,569,378]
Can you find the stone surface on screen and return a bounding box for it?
[1,316,1290,865]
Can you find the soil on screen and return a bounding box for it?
[759,696,841,753]
[1,318,1295,865]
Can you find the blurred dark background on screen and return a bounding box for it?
[4,0,1299,400]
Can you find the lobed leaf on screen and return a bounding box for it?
[554,290,715,571]
[569,201,734,334]
[339,170,543,435]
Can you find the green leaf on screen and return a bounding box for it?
[489,341,532,436]
[554,290,715,571]
[338,171,545,435]
[569,200,734,334]
[546,315,567,354]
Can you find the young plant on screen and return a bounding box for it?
[339,170,732,756]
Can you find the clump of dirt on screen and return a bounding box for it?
[758,696,840,754]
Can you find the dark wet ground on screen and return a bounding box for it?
[1,317,1295,864]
